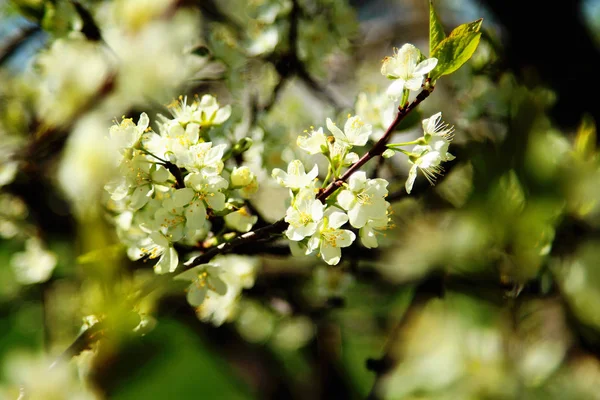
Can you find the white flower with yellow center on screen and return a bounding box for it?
[326,115,372,148]
[167,95,232,127]
[420,112,456,162]
[360,214,391,249]
[110,112,149,154]
[404,113,456,194]
[152,191,190,242]
[105,154,172,210]
[194,255,259,326]
[272,160,318,190]
[355,91,396,141]
[337,171,389,228]
[405,151,445,194]
[194,95,232,126]
[225,207,258,233]
[381,43,438,99]
[285,188,325,241]
[297,126,328,155]
[156,117,200,166]
[180,172,229,231]
[143,231,179,274]
[175,264,227,306]
[185,142,227,174]
[230,166,256,187]
[307,207,356,265]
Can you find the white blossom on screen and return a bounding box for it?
[307,207,356,265]
[404,113,456,194]
[10,238,57,285]
[272,160,318,190]
[420,112,456,162]
[405,151,445,194]
[194,94,232,126]
[246,25,279,56]
[355,91,396,141]
[326,115,372,148]
[185,142,227,174]
[337,171,389,228]
[225,207,258,233]
[199,256,259,325]
[381,44,437,99]
[285,188,325,241]
[175,264,227,306]
[297,127,328,155]
[109,112,149,155]
[230,166,256,187]
[144,231,179,274]
[359,214,391,249]
[182,172,229,230]
[104,154,172,210]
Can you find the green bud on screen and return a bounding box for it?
[232,137,253,156]
[382,149,396,159]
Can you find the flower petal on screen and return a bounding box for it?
[187,285,207,306]
[405,164,418,194]
[328,210,349,229]
[413,57,438,76]
[172,188,195,207]
[386,79,406,100]
[320,243,342,265]
[404,76,424,91]
[337,190,355,211]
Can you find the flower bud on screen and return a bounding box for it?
[231,166,255,187]
[232,137,253,156]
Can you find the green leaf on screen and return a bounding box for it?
[574,114,597,161]
[430,18,483,81]
[450,18,483,37]
[77,243,124,264]
[429,1,446,57]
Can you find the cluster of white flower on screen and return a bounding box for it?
[269,42,458,265]
[272,114,392,265]
[378,43,455,194]
[105,95,259,275]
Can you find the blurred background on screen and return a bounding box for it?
[1,0,600,399]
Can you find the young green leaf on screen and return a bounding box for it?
[429,18,483,81]
[574,114,597,161]
[429,1,446,57]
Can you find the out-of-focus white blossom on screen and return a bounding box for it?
[355,90,396,140]
[34,35,111,126]
[10,237,57,285]
[246,25,279,56]
[0,350,99,400]
[182,255,259,326]
[175,263,227,307]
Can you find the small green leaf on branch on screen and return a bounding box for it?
[429,18,483,81]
